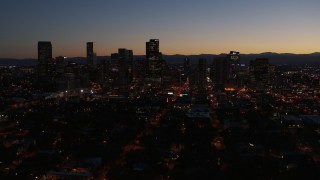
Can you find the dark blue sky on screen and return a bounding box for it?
[1,0,319,58]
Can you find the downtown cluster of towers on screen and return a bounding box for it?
[37,39,272,93]
[37,39,164,93]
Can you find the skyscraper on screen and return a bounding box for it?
[133,58,147,82]
[146,39,160,60]
[38,41,53,80]
[55,56,67,90]
[127,49,133,83]
[112,48,133,95]
[55,56,66,75]
[119,48,133,87]
[249,58,270,86]
[198,58,207,88]
[87,42,96,68]
[184,57,190,74]
[214,57,228,91]
[226,51,240,87]
[146,39,162,84]
[182,56,190,84]
[99,59,111,91]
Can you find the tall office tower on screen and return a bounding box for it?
[63,61,79,90]
[55,56,66,75]
[146,39,160,60]
[127,49,133,83]
[214,57,229,91]
[227,51,240,87]
[55,56,67,90]
[249,58,269,87]
[37,41,56,91]
[87,42,96,68]
[198,58,207,88]
[146,39,162,84]
[184,57,190,74]
[182,56,190,84]
[38,41,52,79]
[117,48,133,95]
[99,59,111,91]
[133,58,147,82]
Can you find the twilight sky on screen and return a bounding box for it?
[0,0,319,58]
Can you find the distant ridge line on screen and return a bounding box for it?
[1,52,320,66]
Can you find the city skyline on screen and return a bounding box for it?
[1,0,320,58]
[1,2,320,178]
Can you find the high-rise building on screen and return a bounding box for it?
[182,56,190,83]
[37,41,56,91]
[249,58,269,86]
[86,42,96,68]
[55,56,66,75]
[38,41,52,80]
[146,39,160,60]
[87,42,97,82]
[214,57,228,91]
[133,58,147,82]
[98,59,111,91]
[227,51,240,87]
[63,61,80,90]
[198,58,207,88]
[55,56,67,90]
[114,48,133,95]
[127,49,133,83]
[184,57,190,74]
[146,39,162,84]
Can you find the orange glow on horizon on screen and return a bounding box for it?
[4,41,320,59]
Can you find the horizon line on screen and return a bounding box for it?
[1,51,320,60]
